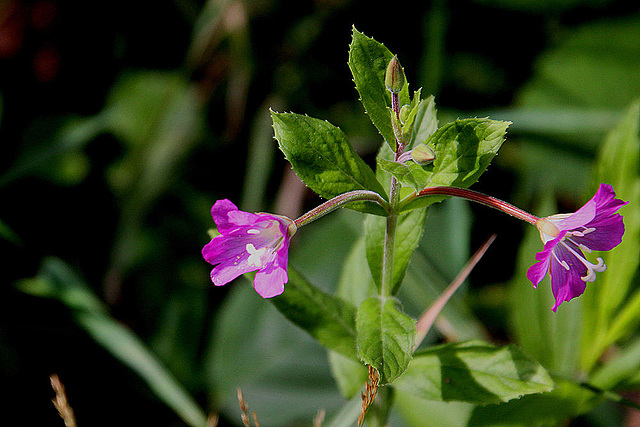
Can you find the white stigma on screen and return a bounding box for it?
[246,243,267,267]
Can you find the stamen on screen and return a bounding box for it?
[552,250,570,270]
[247,229,260,235]
[569,227,595,237]
[559,241,607,282]
[566,236,592,253]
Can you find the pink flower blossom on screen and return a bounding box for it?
[202,199,296,298]
[527,184,627,311]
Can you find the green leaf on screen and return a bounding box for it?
[0,217,21,245]
[328,350,368,398]
[329,236,376,399]
[590,335,640,391]
[348,27,411,149]
[410,95,438,146]
[377,157,431,191]
[355,297,416,385]
[270,266,358,360]
[393,341,554,405]
[365,208,428,294]
[203,283,347,425]
[271,111,387,215]
[17,258,208,427]
[400,118,510,212]
[467,378,596,426]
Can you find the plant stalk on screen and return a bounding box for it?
[293,190,390,228]
[406,186,540,225]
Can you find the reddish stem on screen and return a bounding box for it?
[414,186,539,225]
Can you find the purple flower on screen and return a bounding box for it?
[202,199,296,298]
[527,184,628,311]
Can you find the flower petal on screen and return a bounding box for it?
[555,198,596,231]
[254,265,287,298]
[210,199,240,233]
[573,213,626,251]
[549,242,588,312]
[527,256,550,289]
[210,255,257,287]
[527,231,565,288]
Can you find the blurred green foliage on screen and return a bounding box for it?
[2,0,640,425]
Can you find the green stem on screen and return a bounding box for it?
[380,91,406,297]
[381,211,398,297]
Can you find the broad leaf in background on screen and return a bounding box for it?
[518,17,640,109]
[329,236,376,399]
[204,282,345,426]
[365,207,428,293]
[591,335,640,392]
[400,118,510,212]
[506,16,640,197]
[348,27,411,149]
[270,266,358,361]
[467,378,596,427]
[393,341,554,405]
[17,258,208,427]
[271,111,387,215]
[356,297,416,385]
[101,71,205,299]
[398,198,488,344]
[581,99,640,372]
[0,217,21,245]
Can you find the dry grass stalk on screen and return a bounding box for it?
[414,233,496,350]
[358,365,380,427]
[50,374,77,427]
[313,408,326,427]
[237,388,259,427]
[207,412,219,427]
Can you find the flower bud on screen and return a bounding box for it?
[385,56,405,94]
[411,143,436,165]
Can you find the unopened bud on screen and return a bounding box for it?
[385,56,405,94]
[411,143,436,165]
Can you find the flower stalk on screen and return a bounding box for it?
[293,190,390,228]
[408,186,540,225]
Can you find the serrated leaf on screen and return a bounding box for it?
[271,111,387,215]
[401,118,510,212]
[393,341,554,405]
[356,297,416,385]
[270,266,358,361]
[348,27,411,149]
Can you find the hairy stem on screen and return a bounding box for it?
[405,186,539,225]
[293,190,390,228]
